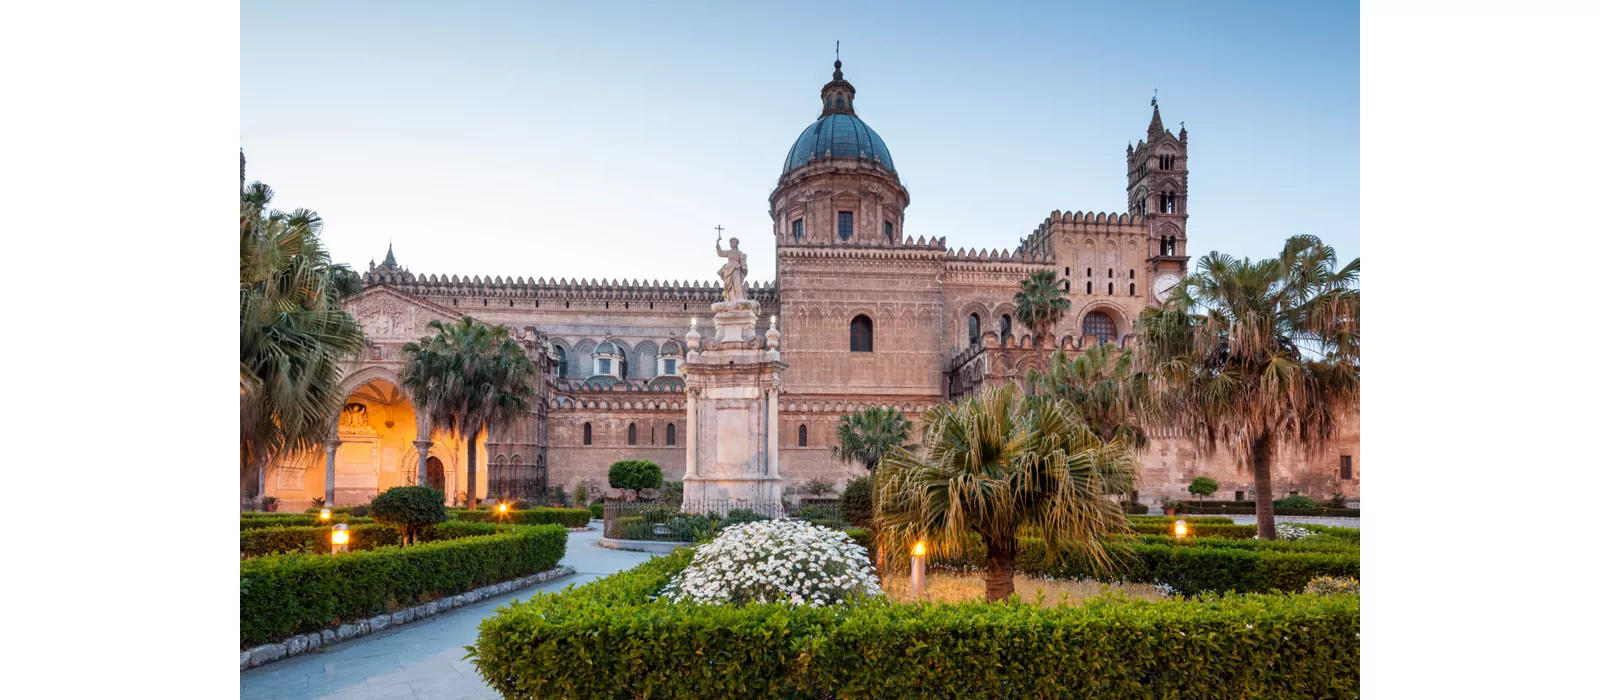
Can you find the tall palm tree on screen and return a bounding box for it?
[831,406,913,471]
[239,182,365,508]
[1030,343,1149,451]
[876,385,1137,601]
[1135,235,1359,539]
[1012,270,1071,388]
[401,317,538,510]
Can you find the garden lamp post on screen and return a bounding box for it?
[1173,519,1188,540]
[319,508,331,522]
[910,540,928,600]
[331,523,350,555]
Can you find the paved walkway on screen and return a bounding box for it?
[1229,514,1361,529]
[240,528,660,700]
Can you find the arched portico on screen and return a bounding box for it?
[263,372,488,510]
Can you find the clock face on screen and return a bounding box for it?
[1153,273,1182,303]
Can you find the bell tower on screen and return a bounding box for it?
[1128,97,1190,299]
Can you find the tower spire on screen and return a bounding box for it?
[1148,92,1165,139]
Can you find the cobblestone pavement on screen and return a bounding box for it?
[240,527,659,700]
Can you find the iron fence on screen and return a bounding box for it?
[602,499,845,542]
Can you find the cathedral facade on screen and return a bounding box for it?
[265,60,1359,510]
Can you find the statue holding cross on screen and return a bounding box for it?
[714,225,747,302]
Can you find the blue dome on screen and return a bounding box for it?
[782,113,895,176]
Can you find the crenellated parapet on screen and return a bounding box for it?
[361,268,778,304]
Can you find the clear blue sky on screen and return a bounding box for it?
[242,1,1357,284]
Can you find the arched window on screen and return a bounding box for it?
[838,211,854,241]
[968,313,980,346]
[849,315,873,352]
[554,346,567,378]
[1129,283,1136,296]
[1107,268,1114,278]
[1086,281,1093,294]
[582,422,592,446]
[792,219,803,242]
[1000,314,1012,346]
[666,423,676,446]
[1083,312,1116,344]
[799,424,808,447]
[627,423,637,446]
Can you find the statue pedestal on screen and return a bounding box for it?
[682,303,786,513]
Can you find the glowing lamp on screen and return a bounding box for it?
[1174,519,1189,539]
[498,502,509,514]
[910,539,928,599]
[319,508,331,521]
[331,523,350,554]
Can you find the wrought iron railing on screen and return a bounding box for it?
[602,500,845,542]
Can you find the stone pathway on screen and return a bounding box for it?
[240,527,658,700]
[1229,514,1361,529]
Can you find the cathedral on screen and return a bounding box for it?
[266,59,1360,510]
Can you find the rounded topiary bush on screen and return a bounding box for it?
[659,520,882,607]
[369,485,448,544]
[1187,476,1219,499]
[608,459,664,499]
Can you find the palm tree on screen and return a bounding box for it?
[831,406,913,471]
[401,317,538,510]
[1135,235,1359,539]
[239,182,365,508]
[1012,270,1071,389]
[1030,343,1149,451]
[876,385,1137,601]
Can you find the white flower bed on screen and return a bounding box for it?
[658,519,883,607]
[1276,523,1314,540]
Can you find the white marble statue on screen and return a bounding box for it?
[715,232,747,303]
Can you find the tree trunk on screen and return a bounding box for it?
[1252,433,1276,539]
[984,537,1017,602]
[467,426,480,510]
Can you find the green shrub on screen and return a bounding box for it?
[469,549,1358,699]
[588,501,604,519]
[369,486,449,544]
[456,507,591,528]
[1273,494,1319,510]
[1301,523,1361,543]
[721,508,770,527]
[1171,500,1361,517]
[239,514,375,530]
[1120,500,1150,515]
[1187,476,1219,498]
[841,477,872,526]
[1129,521,1259,539]
[1018,540,1359,595]
[665,514,714,541]
[240,523,402,557]
[1128,515,1235,525]
[607,459,663,496]
[1328,490,1347,509]
[239,520,512,558]
[240,524,567,647]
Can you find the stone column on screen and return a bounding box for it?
[766,385,780,479]
[324,439,341,506]
[685,388,698,478]
[414,417,432,487]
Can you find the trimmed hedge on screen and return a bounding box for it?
[1174,500,1361,518]
[241,524,568,647]
[469,548,1358,699]
[456,507,591,528]
[1129,522,1260,539]
[239,521,512,558]
[1127,515,1236,525]
[240,514,375,530]
[840,529,1356,594]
